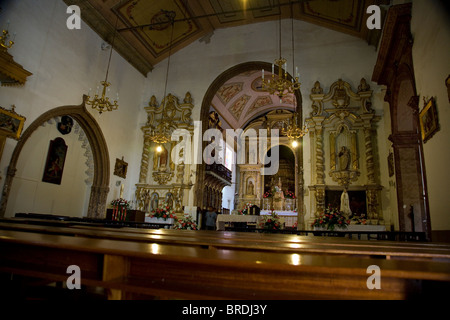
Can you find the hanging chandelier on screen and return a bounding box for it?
[261,3,300,101]
[148,10,176,147]
[282,111,308,141]
[86,17,119,114]
[0,21,15,51]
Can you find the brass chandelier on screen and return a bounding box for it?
[261,3,300,101]
[0,22,15,51]
[148,11,176,147]
[86,17,119,114]
[282,111,308,141]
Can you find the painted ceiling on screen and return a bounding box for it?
[65,0,388,76]
[211,70,297,129]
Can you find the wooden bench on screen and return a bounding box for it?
[1,218,450,261]
[1,228,450,300]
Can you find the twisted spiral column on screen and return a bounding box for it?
[315,127,325,185]
[315,127,325,214]
[139,136,151,183]
[364,128,375,184]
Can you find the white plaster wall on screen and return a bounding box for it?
[411,0,450,231]
[0,0,146,216]
[5,119,90,217]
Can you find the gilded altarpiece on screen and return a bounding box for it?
[136,92,194,214]
[306,79,383,224]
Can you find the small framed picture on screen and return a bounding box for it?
[419,97,439,143]
[114,157,128,179]
[0,105,26,140]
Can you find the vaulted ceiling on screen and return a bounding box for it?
[65,0,388,77]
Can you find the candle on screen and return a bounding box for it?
[262,69,264,80]
[272,63,274,75]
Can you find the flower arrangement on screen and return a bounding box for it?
[150,202,176,221]
[174,215,198,230]
[238,202,254,215]
[352,214,367,225]
[110,198,131,221]
[284,190,296,199]
[263,190,274,198]
[259,210,283,231]
[311,206,351,231]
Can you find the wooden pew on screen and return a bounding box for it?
[1,218,450,262]
[1,228,450,300]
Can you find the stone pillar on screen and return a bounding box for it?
[87,185,110,219]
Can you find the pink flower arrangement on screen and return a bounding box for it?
[312,206,350,231]
[110,198,130,221]
[150,203,176,220]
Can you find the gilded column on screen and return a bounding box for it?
[330,132,336,171]
[315,126,325,215]
[351,132,358,170]
[315,127,325,185]
[364,127,375,184]
[139,136,151,183]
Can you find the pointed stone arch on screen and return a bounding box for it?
[0,95,110,218]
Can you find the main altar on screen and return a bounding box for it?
[235,110,304,228]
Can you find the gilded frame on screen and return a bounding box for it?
[0,106,26,140]
[419,97,439,143]
[113,157,128,179]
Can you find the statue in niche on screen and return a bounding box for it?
[273,177,284,210]
[340,189,352,219]
[143,190,150,213]
[158,146,169,172]
[338,146,350,171]
[150,192,159,212]
[247,180,254,196]
[166,193,174,209]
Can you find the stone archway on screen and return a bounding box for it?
[195,61,303,208]
[0,95,110,219]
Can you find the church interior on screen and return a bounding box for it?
[0,0,449,301]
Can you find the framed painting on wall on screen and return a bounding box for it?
[42,137,68,185]
[114,157,128,179]
[419,97,439,143]
[0,105,26,140]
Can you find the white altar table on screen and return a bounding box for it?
[145,217,174,228]
[261,210,298,227]
[216,211,299,230]
[216,215,260,231]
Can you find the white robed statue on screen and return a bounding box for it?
[340,189,352,218]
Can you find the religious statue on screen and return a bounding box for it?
[158,146,169,172]
[338,146,350,171]
[273,177,285,210]
[247,180,254,196]
[120,183,124,199]
[340,189,352,218]
[150,192,159,212]
[143,190,150,213]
